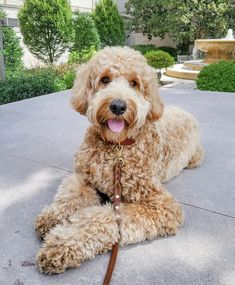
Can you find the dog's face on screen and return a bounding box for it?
[71,47,163,143]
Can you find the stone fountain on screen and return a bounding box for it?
[165,29,235,80]
[195,29,235,63]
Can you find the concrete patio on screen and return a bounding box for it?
[0,87,234,285]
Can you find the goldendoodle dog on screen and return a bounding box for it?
[35,46,204,274]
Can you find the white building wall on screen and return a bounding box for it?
[0,0,23,5]
[70,0,93,9]
[70,0,99,12]
[114,0,126,15]
[127,32,176,48]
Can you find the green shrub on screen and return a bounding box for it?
[0,69,57,105]
[145,50,174,70]
[0,64,76,105]
[68,48,96,64]
[196,60,235,92]
[69,12,99,64]
[61,70,75,89]
[19,0,73,64]
[53,64,76,91]
[93,0,125,47]
[131,45,157,55]
[2,27,24,78]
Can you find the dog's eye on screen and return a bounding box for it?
[130,80,137,87]
[101,76,111,84]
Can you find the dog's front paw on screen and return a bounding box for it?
[36,245,73,274]
[165,202,184,235]
[35,210,60,239]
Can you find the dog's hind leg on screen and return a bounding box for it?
[36,204,118,274]
[35,174,100,238]
[186,145,205,169]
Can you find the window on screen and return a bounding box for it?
[0,17,19,27]
[7,18,19,27]
[1,0,23,5]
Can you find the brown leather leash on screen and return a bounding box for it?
[103,138,135,285]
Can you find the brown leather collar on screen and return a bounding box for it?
[105,137,136,146]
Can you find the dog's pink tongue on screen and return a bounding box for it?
[108,119,125,133]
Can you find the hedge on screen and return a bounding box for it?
[0,69,56,104]
[0,65,76,105]
[131,45,157,55]
[196,60,235,92]
[131,45,177,58]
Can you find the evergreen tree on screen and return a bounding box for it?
[69,12,100,64]
[93,0,125,47]
[19,0,73,64]
[2,28,24,78]
[0,8,23,78]
[72,12,100,53]
[0,7,5,19]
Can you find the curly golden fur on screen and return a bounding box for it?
[35,47,204,274]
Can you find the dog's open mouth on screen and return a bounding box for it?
[107,119,125,133]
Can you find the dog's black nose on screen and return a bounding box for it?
[109,99,127,115]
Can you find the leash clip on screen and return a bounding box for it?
[114,145,124,165]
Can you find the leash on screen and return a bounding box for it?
[103,139,135,285]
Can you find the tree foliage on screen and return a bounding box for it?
[0,8,23,78]
[93,0,125,47]
[18,0,73,64]
[227,5,235,32]
[126,0,232,53]
[68,49,96,64]
[126,0,171,39]
[2,27,24,78]
[69,12,100,64]
[0,7,6,19]
[72,12,100,52]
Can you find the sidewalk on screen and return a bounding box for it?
[161,74,197,90]
[0,87,234,285]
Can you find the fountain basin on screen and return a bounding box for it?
[165,60,208,80]
[195,39,235,63]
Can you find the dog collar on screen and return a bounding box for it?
[105,137,136,146]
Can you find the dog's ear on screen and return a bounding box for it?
[71,63,92,115]
[146,72,164,122]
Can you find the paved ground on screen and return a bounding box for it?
[0,86,235,285]
[161,74,197,90]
